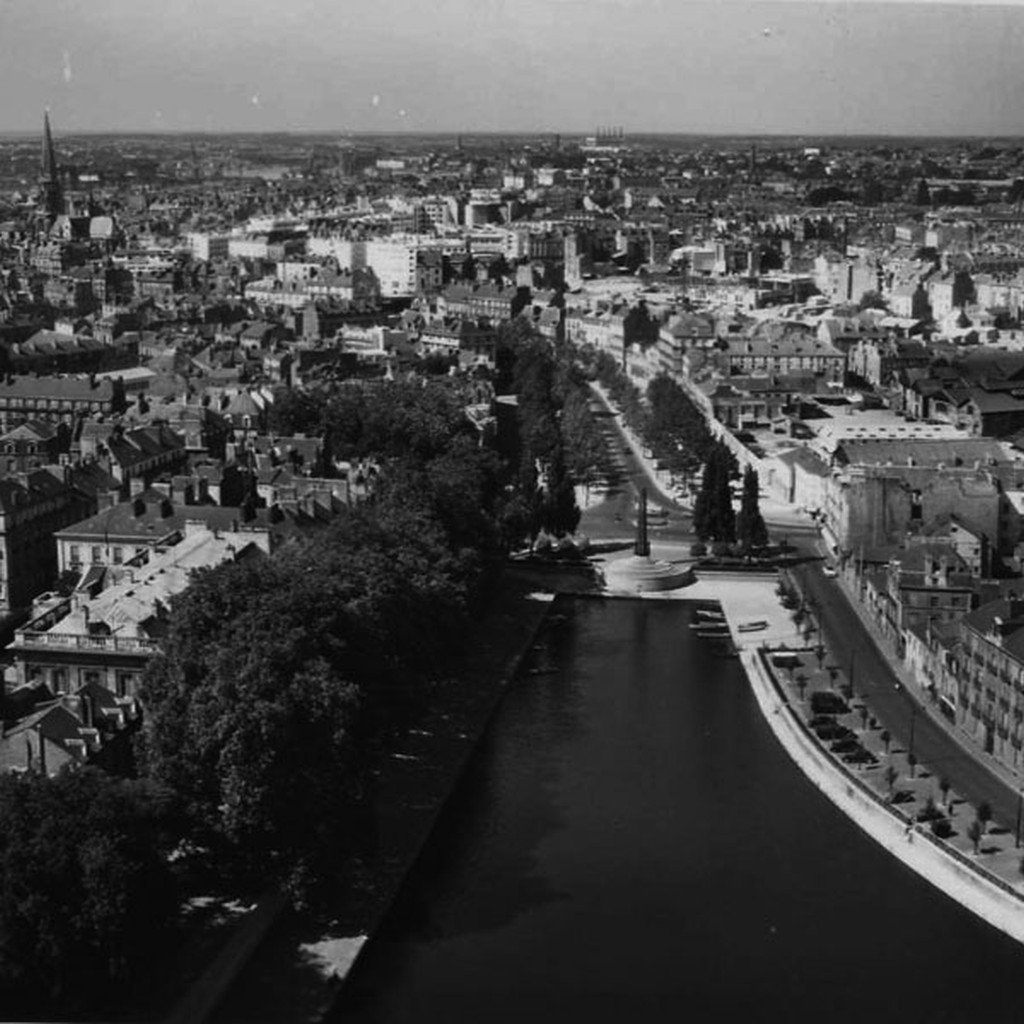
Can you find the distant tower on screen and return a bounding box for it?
[40,110,64,219]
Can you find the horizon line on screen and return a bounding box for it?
[1,127,1024,141]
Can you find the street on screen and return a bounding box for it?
[792,560,1024,835]
[578,394,695,546]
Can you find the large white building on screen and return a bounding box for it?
[185,232,230,262]
[307,237,420,298]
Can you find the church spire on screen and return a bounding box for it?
[40,109,63,218]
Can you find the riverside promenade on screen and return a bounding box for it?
[595,548,1024,950]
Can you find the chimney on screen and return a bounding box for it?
[129,476,146,497]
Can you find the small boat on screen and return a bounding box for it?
[737,620,769,633]
[690,621,728,632]
[694,608,726,622]
[696,628,731,640]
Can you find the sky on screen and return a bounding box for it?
[3,0,1024,135]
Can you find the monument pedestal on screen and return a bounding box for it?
[604,554,695,594]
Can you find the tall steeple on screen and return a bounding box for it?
[40,109,63,219]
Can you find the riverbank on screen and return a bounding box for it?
[210,562,596,1024]
[743,644,1024,944]
[596,559,1024,950]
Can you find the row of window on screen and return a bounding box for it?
[69,544,148,566]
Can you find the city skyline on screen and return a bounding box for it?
[4,1,1024,136]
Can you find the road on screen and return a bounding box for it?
[791,560,1024,834]
[578,388,1020,827]
[579,393,695,546]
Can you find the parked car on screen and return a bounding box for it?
[823,564,838,578]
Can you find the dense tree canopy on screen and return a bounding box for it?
[0,769,179,1000]
[645,374,714,483]
[693,441,738,544]
[736,465,769,551]
[140,379,505,890]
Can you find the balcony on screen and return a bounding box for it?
[12,629,160,656]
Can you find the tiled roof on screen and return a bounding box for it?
[0,376,114,402]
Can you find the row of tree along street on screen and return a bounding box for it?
[588,348,768,554]
[0,326,593,1014]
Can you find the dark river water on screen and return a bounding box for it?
[331,597,1024,1023]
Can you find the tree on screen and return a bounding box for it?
[968,818,984,855]
[735,465,768,551]
[939,777,952,809]
[487,254,510,281]
[693,442,736,544]
[881,729,892,754]
[0,769,179,1001]
[915,177,931,207]
[796,673,808,701]
[857,290,887,312]
[978,801,993,834]
[268,387,324,436]
[110,376,128,416]
[139,554,369,889]
[907,752,918,778]
[541,449,581,539]
[884,764,898,799]
[560,389,605,495]
[623,301,659,349]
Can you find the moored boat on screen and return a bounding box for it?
[737,619,768,633]
[694,608,726,622]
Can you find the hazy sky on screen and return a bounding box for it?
[3,0,1024,135]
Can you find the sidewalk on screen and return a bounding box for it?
[588,381,690,510]
[625,566,1024,944]
[755,622,1024,913]
[588,381,819,533]
[831,560,1024,797]
[746,639,1024,946]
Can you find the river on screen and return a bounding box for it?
[330,597,1024,1023]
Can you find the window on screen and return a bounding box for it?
[112,547,123,565]
[91,546,102,564]
[69,544,80,565]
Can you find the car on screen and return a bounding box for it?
[822,564,838,578]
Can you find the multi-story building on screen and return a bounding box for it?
[6,522,270,700]
[186,232,230,261]
[720,323,846,384]
[957,596,1024,770]
[0,421,61,474]
[0,376,118,435]
[0,469,96,615]
[437,282,524,322]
